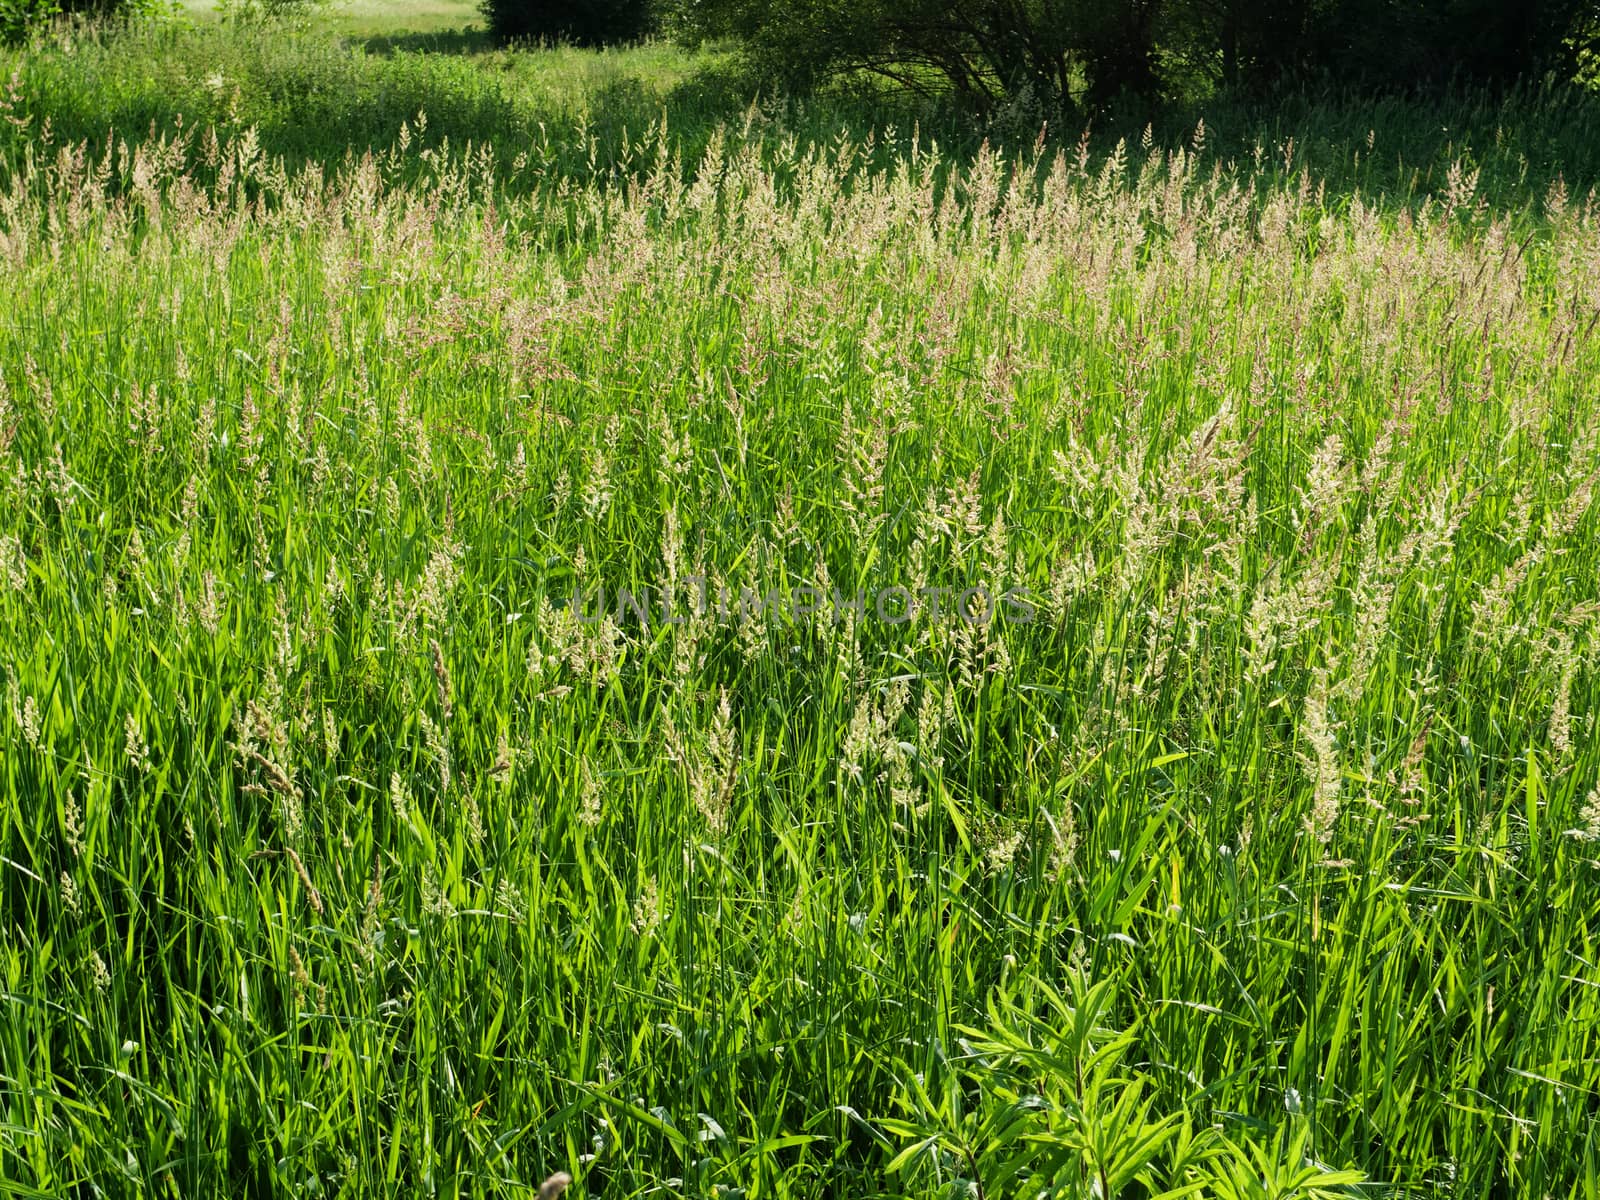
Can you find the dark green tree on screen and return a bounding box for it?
[481,0,654,46]
[672,0,1175,111]
[668,0,1598,109]
[3,0,150,44]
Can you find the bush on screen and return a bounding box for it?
[675,0,1599,115]
[215,0,334,22]
[480,0,653,46]
[2,0,150,44]
[1,0,58,44]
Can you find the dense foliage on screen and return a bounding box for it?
[0,0,134,44]
[480,0,653,46]
[676,0,1600,109]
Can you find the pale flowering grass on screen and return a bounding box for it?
[0,19,1598,1200]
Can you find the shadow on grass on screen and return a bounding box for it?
[2,19,1596,214]
[352,25,494,57]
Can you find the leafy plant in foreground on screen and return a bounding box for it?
[883,974,1365,1199]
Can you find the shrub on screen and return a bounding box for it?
[1,0,59,45]
[215,0,334,22]
[3,0,156,45]
[674,0,1600,115]
[480,0,653,47]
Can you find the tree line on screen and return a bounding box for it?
[485,0,1600,108]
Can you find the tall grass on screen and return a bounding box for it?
[1,20,1599,1200]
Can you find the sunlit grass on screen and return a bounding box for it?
[175,0,484,35]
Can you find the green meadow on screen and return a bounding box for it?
[2,11,1599,1198]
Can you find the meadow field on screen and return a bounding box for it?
[2,10,1600,1199]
